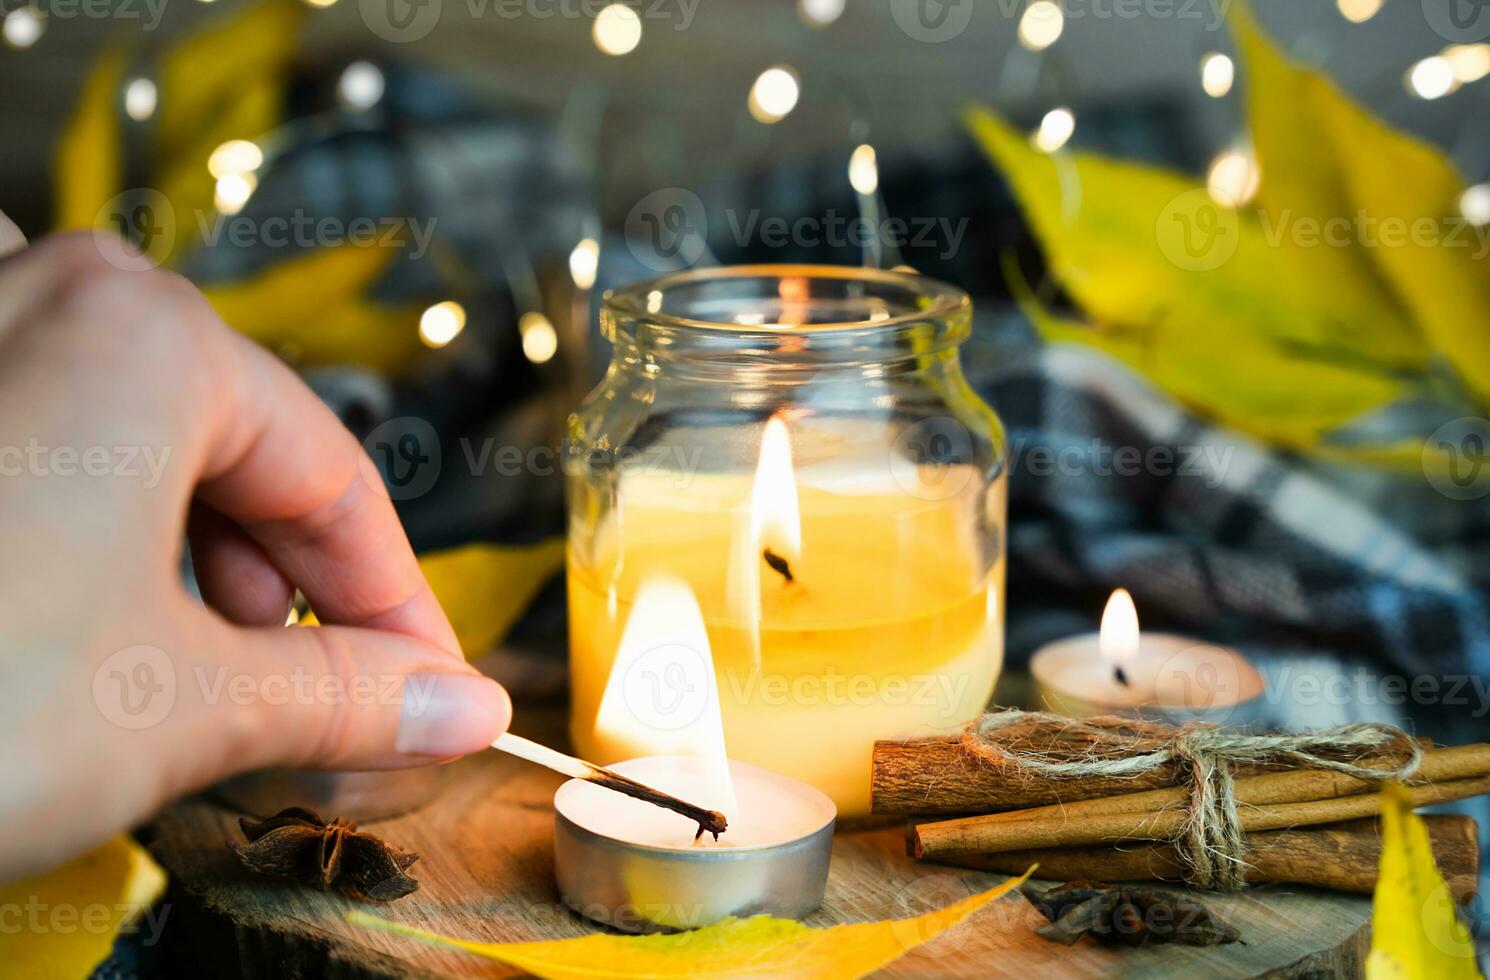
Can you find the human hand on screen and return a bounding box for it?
[0,215,511,881]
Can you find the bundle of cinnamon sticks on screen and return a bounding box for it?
[872,735,1489,901]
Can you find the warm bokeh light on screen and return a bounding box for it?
[1336,0,1382,23]
[593,3,642,56]
[124,78,158,121]
[213,172,258,215]
[1443,43,1490,84]
[207,140,264,180]
[419,300,467,348]
[569,238,600,290]
[1407,56,1457,99]
[520,311,559,363]
[1018,0,1063,52]
[302,0,338,7]
[2,8,43,49]
[798,0,843,27]
[1200,52,1234,98]
[337,61,385,110]
[748,66,800,124]
[1207,149,1260,207]
[848,144,879,195]
[1461,184,1490,227]
[1032,107,1075,153]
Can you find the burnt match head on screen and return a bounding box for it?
[693,810,730,842]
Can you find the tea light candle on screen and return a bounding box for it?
[553,756,836,933]
[1030,589,1266,726]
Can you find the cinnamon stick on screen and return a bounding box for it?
[925,816,1481,903]
[913,771,1490,858]
[874,735,1299,815]
[914,743,1490,856]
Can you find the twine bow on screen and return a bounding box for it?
[961,710,1423,890]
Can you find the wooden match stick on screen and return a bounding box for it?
[492,733,729,840]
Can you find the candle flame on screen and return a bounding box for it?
[1099,588,1140,668]
[594,577,738,814]
[751,414,802,567]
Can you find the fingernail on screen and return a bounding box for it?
[396,674,512,757]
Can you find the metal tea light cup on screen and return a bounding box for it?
[553,759,836,934]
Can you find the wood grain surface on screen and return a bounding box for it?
[147,708,1373,979]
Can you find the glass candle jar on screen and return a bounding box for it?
[565,265,1006,818]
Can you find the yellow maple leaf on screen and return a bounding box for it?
[300,540,566,658]
[53,48,127,233]
[968,0,1489,466]
[350,869,1031,980]
[0,836,167,980]
[1365,783,1482,979]
[418,540,567,657]
[153,0,305,262]
[201,243,425,373]
[1230,0,1490,408]
[970,110,1408,457]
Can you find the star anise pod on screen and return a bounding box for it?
[230,806,420,901]
[1021,881,1241,948]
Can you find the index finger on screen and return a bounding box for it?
[193,328,462,656]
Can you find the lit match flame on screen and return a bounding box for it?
[593,577,738,815]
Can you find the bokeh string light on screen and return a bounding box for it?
[2,7,44,49]
[749,66,801,124]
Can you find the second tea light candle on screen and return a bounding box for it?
[1030,589,1266,726]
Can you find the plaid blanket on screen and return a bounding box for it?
[966,313,1490,687]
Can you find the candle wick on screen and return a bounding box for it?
[1113,663,1131,688]
[762,548,795,584]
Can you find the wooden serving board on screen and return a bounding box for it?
[147,709,1372,979]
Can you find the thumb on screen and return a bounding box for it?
[219,622,512,774]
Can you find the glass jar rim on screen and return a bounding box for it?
[602,264,970,337]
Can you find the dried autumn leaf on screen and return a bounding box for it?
[0,835,167,979]
[969,110,1408,457]
[349,869,1033,980]
[1230,0,1490,408]
[54,47,127,232]
[1365,783,1482,980]
[967,0,1487,466]
[153,0,304,262]
[201,244,424,374]
[418,540,567,658]
[298,541,567,658]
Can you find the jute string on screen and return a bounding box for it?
[961,710,1423,890]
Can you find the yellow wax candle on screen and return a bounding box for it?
[568,449,1005,818]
